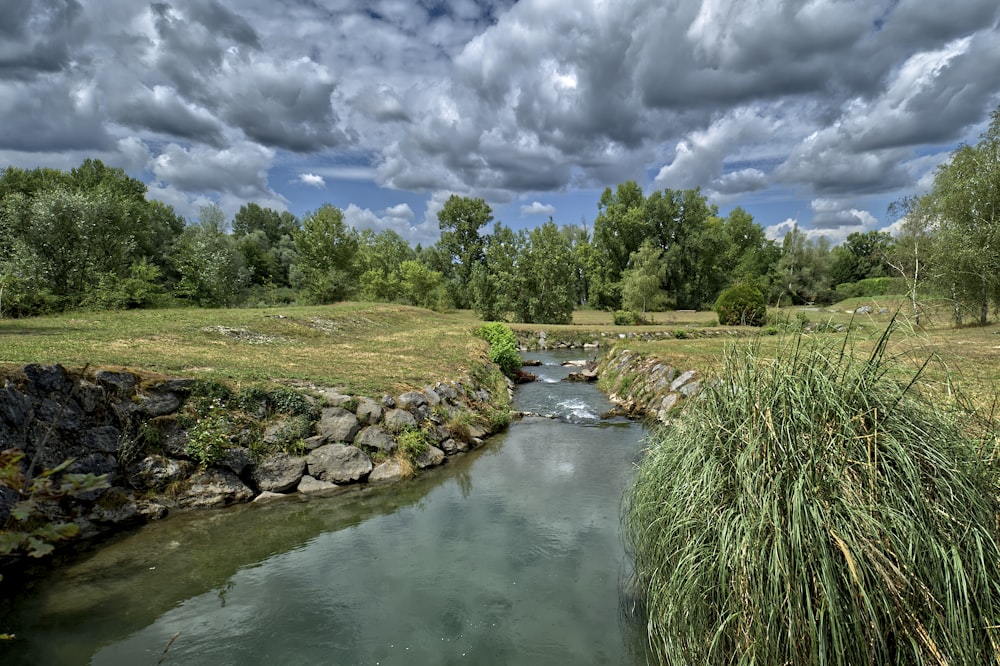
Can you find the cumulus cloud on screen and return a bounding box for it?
[343,202,436,245]
[297,173,326,188]
[2,0,1000,242]
[520,201,556,216]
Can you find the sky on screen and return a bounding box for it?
[2,0,999,247]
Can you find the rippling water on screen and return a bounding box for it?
[0,350,651,665]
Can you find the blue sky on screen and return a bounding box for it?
[2,0,999,246]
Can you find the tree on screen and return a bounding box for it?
[356,229,415,303]
[291,204,360,304]
[924,106,1000,325]
[589,181,650,309]
[620,240,666,315]
[399,260,448,310]
[233,203,299,288]
[437,195,493,308]
[887,197,937,326]
[519,220,576,323]
[171,205,248,307]
[829,230,892,287]
[470,221,523,321]
[773,225,833,306]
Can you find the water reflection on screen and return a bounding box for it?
[0,350,651,665]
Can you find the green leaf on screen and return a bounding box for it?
[9,498,36,522]
[25,536,54,558]
[0,531,26,555]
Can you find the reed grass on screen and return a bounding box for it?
[623,322,1000,665]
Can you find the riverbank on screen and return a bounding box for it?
[0,358,512,576]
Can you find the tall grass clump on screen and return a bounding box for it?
[623,325,1000,665]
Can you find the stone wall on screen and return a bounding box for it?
[0,363,511,554]
[597,348,703,423]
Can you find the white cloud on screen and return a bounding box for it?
[297,173,326,188]
[520,201,556,216]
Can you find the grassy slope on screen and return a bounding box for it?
[0,303,487,396]
[1,296,996,407]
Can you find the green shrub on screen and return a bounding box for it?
[397,428,430,463]
[184,415,232,467]
[623,327,1000,665]
[834,276,908,300]
[714,282,767,326]
[474,322,521,376]
[613,309,642,326]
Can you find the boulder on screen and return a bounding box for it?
[178,469,254,509]
[253,491,287,503]
[369,459,405,484]
[218,447,251,476]
[415,445,445,469]
[440,438,468,455]
[384,408,417,432]
[306,444,372,483]
[253,453,307,493]
[140,391,181,417]
[93,369,137,395]
[82,425,121,453]
[397,391,428,411]
[127,455,188,490]
[297,474,339,494]
[355,397,383,425]
[421,387,441,407]
[355,425,397,453]
[670,370,698,392]
[316,407,360,443]
[0,381,33,427]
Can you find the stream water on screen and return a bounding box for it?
[0,350,652,665]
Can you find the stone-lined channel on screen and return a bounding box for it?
[0,350,652,665]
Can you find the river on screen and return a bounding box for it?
[0,350,652,665]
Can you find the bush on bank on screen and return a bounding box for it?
[623,326,1000,665]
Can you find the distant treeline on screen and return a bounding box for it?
[2,107,999,324]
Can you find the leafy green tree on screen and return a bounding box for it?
[621,240,667,315]
[0,187,136,310]
[924,106,1000,324]
[437,195,493,308]
[291,204,360,304]
[357,229,415,302]
[470,221,524,321]
[232,203,299,288]
[589,181,650,309]
[399,260,448,310]
[171,205,248,307]
[829,230,892,287]
[562,223,593,306]
[519,220,576,323]
[773,225,833,305]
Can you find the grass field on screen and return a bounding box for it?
[1,297,996,407]
[0,303,486,396]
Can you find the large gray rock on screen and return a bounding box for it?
[0,381,33,427]
[397,391,428,411]
[415,445,445,469]
[140,391,181,417]
[316,407,360,443]
[253,453,307,493]
[219,447,251,476]
[82,425,121,453]
[127,455,188,490]
[306,444,372,483]
[440,438,468,455]
[669,370,698,392]
[384,408,417,432]
[355,397,383,425]
[93,369,137,395]
[297,474,338,494]
[178,469,254,509]
[369,459,405,484]
[355,425,397,453]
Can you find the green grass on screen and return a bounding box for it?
[0,303,486,396]
[624,325,1000,665]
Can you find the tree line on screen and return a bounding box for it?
[1,106,998,324]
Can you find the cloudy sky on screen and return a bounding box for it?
[3,0,999,245]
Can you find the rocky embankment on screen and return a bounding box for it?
[597,348,702,423]
[0,363,510,554]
